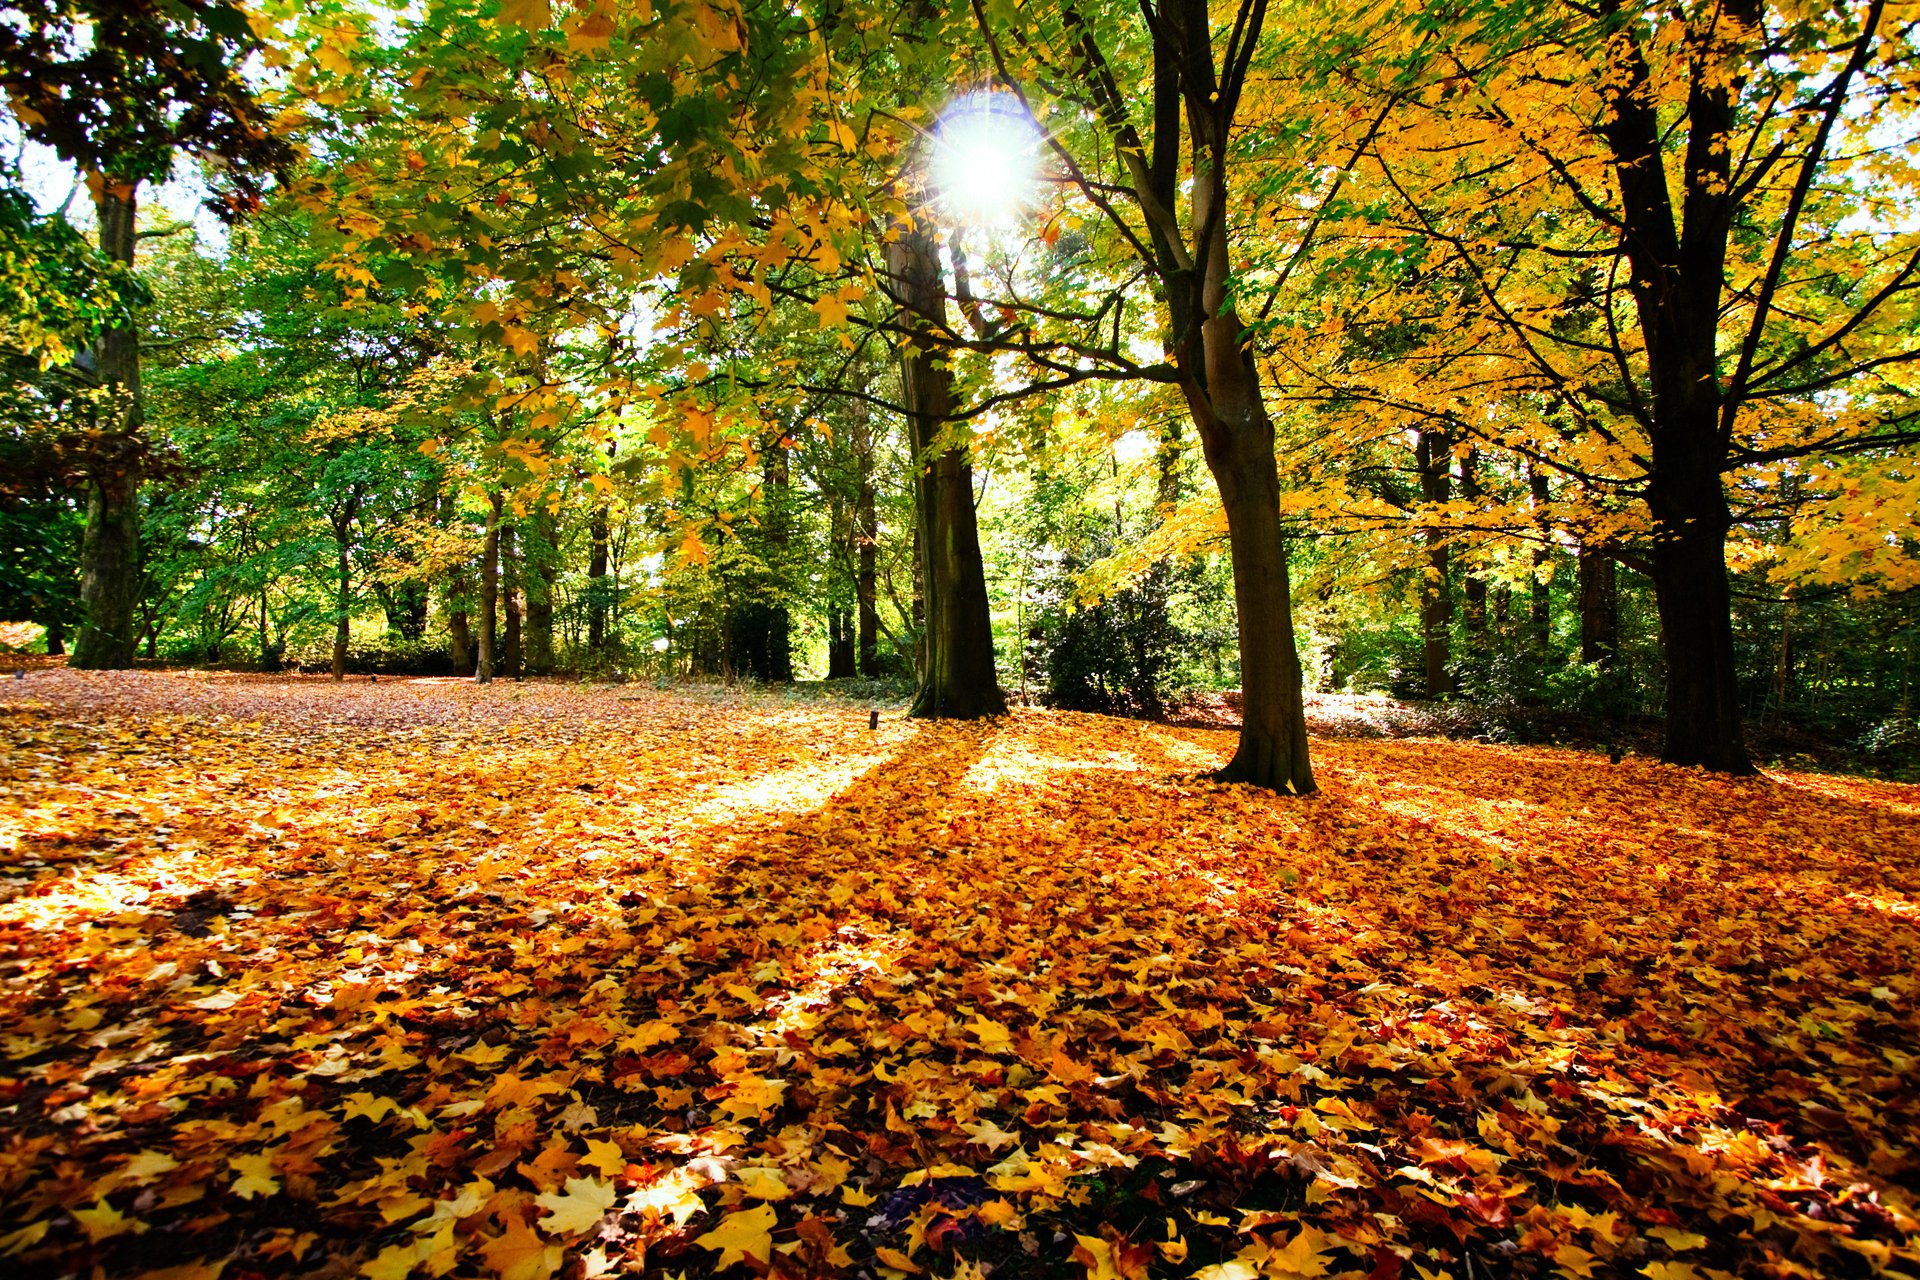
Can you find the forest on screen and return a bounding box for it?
[1,0,1918,1278]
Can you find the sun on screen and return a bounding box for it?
[930,91,1041,228]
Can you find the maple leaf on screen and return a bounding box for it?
[120,1150,180,1182]
[693,1203,778,1269]
[229,1153,280,1200]
[962,1117,1019,1152]
[734,1166,792,1200]
[71,1201,143,1243]
[577,1138,626,1178]
[534,1177,616,1236]
[362,1241,423,1280]
[492,0,550,31]
[479,1218,562,1280]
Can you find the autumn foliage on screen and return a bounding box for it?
[1,674,1916,1279]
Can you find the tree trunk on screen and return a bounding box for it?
[828,608,856,677]
[1769,596,1792,723]
[1578,544,1618,667]
[1648,474,1752,771]
[257,590,278,671]
[1195,417,1316,792]
[502,522,523,679]
[71,181,142,670]
[45,615,64,657]
[449,608,472,673]
[1155,0,1314,794]
[1527,467,1553,660]
[330,506,354,682]
[1416,429,1453,696]
[587,506,610,651]
[1457,447,1486,636]
[525,509,556,674]
[888,225,1004,719]
[1598,7,1755,772]
[477,493,501,683]
[854,407,882,677]
[764,441,795,683]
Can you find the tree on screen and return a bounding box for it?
[1287,0,1920,772]
[888,222,1006,718]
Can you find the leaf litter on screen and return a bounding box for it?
[1,671,1917,1280]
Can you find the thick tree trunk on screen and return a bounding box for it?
[477,493,501,684]
[1195,417,1316,793]
[888,225,1003,719]
[1416,430,1453,696]
[525,509,556,674]
[1578,544,1618,667]
[501,523,523,679]
[1599,8,1755,772]
[1159,0,1314,793]
[71,182,142,670]
[587,506,610,651]
[1648,478,1752,771]
[449,608,472,673]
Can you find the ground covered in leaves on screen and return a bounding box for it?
[2,673,1917,1280]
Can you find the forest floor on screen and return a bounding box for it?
[1,670,1917,1280]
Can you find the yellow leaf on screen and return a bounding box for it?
[361,1242,421,1280]
[813,294,848,328]
[693,1203,777,1269]
[1641,1265,1702,1280]
[961,1117,1019,1152]
[534,1176,616,1236]
[565,12,615,50]
[1649,1228,1708,1252]
[73,1200,143,1242]
[734,1166,791,1200]
[0,1221,49,1255]
[229,1153,280,1200]
[121,1150,180,1182]
[480,1219,561,1280]
[494,0,550,29]
[873,1245,922,1273]
[578,1138,626,1178]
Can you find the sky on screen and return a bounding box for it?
[4,120,230,250]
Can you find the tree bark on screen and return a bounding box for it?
[1194,414,1315,792]
[1155,0,1315,792]
[1647,474,1751,770]
[501,522,523,679]
[525,508,556,674]
[1457,447,1486,636]
[1578,544,1618,667]
[764,440,795,682]
[1598,2,1755,772]
[329,498,357,682]
[477,493,501,683]
[587,505,610,651]
[854,403,882,677]
[1415,429,1453,696]
[70,180,142,670]
[1521,467,1550,661]
[888,224,1004,719]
